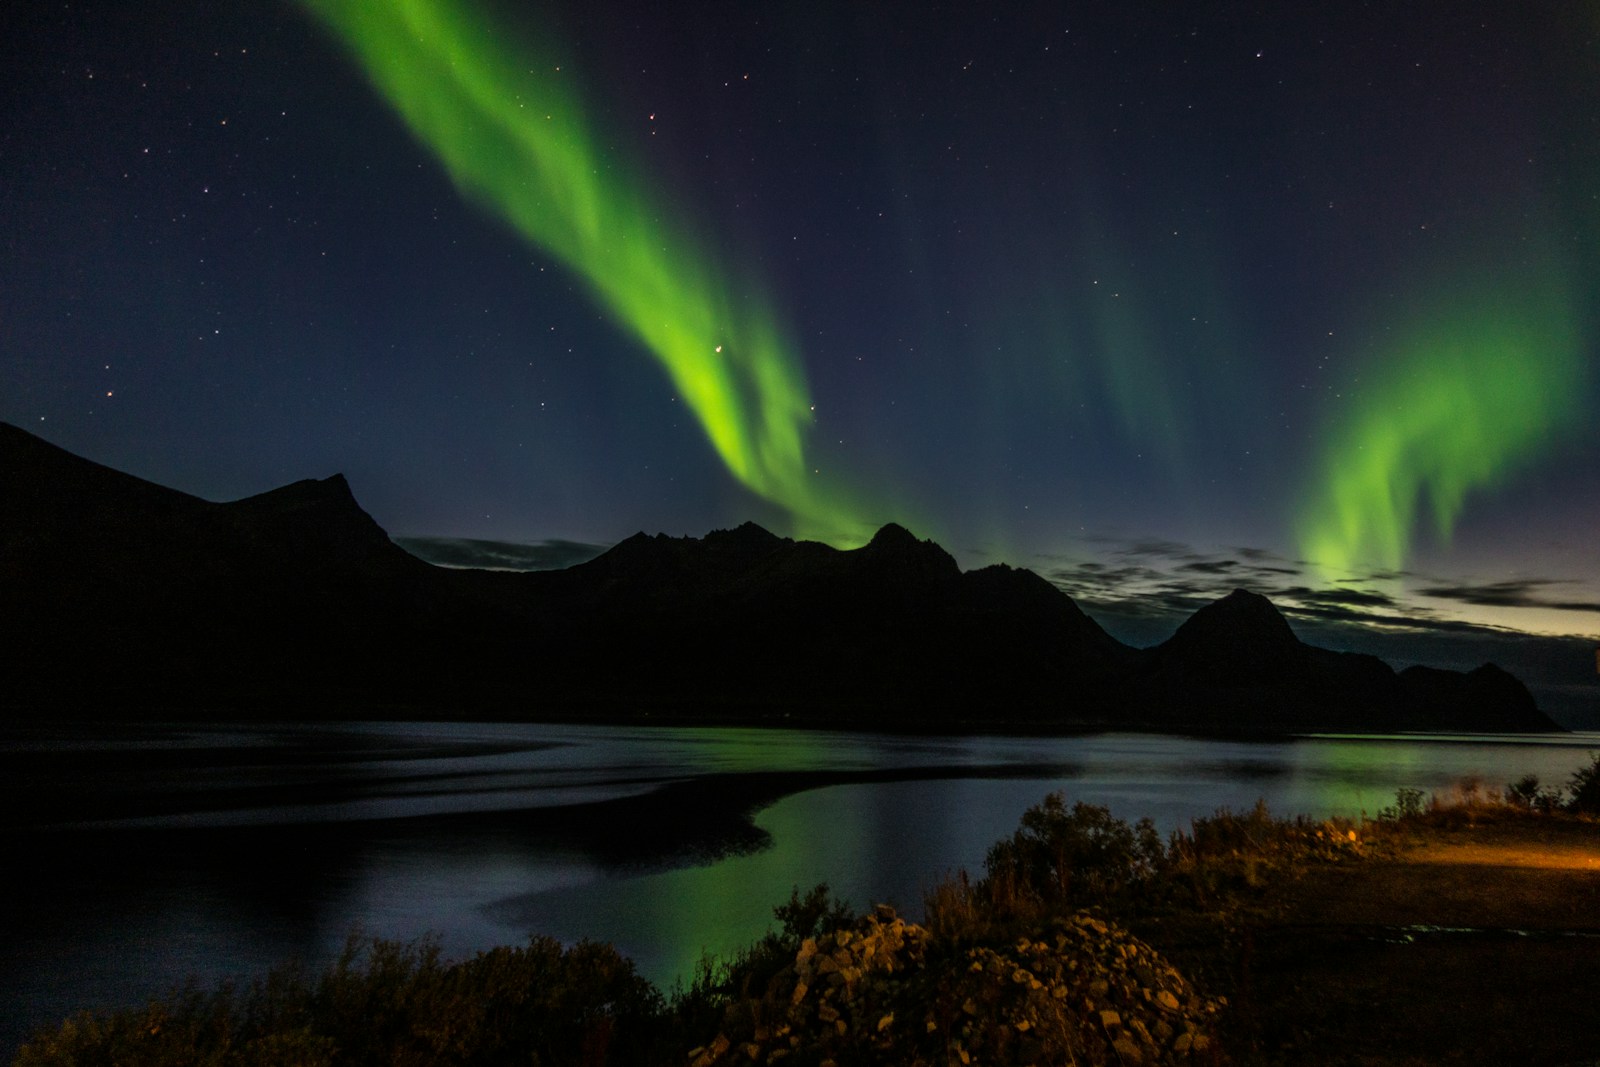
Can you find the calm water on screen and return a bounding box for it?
[3,721,1597,1054]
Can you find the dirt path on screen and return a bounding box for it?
[1236,815,1600,1065]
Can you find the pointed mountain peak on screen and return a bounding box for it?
[705,521,784,548]
[587,529,673,566]
[1197,587,1294,628]
[224,472,399,557]
[298,472,354,498]
[854,522,960,582]
[1208,588,1290,623]
[861,523,950,561]
[868,522,920,548]
[1164,588,1300,657]
[232,473,361,514]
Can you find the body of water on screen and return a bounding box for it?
[3,720,1596,1055]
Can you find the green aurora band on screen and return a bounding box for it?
[1298,272,1588,582]
[299,0,863,541]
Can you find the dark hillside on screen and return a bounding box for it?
[0,424,1560,732]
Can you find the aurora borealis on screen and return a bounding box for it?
[3,2,1597,675]
[1298,264,1588,583]
[297,0,865,542]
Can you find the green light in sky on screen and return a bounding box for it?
[299,0,863,541]
[1298,271,1587,581]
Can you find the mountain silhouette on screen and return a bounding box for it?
[0,423,1560,732]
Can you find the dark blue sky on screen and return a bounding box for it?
[4,1,1598,681]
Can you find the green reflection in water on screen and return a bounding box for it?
[1284,740,1430,816]
[531,787,877,988]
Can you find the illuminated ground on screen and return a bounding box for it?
[1233,814,1600,1064]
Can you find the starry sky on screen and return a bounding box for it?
[4,1,1598,708]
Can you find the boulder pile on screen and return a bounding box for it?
[687,904,1225,1066]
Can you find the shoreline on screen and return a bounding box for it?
[5,761,1087,862]
[2,704,1580,738]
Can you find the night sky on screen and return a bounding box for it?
[4,2,1598,698]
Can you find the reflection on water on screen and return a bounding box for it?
[2,721,1597,1054]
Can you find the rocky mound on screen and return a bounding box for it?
[687,906,1224,1066]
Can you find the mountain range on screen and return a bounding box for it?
[0,422,1559,733]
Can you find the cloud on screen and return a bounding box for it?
[1109,539,1196,561]
[1229,551,1301,576]
[1419,580,1600,615]
[1283,586,1400,609]
[1028,531,1599,727]
[395,537,608,572]
[1043,538,1308,636]
[1281,600,1491,636]
[1045,561,1171,592]
[1176,559,1242,575]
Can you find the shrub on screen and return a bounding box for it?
[922,869,991,942]
[15,935,666,1067]
[1507,773,1542,808]
[1507,773,1565,814]
[670,883,855,1041]
[1568,752,1600,815]
[771,881,856,945]
[1159,799,1369,909]
[1435,774,1500,810]
[1377,786,1426,822]
[979,793,1162,915]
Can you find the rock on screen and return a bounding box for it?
[688,1032,730,1067]
[683,906,1224,1066]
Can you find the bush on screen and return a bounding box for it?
[1160,799,1368,909]
[1507,773,1565,814]
[979,793,1162,915]
[1568,752,1600,815]
[1377,786,1426,821]
[1442,774,1483,808]
[670,883,855,1041]
[922,868,991,942]
[15,935,666,1067]
[1507,773,1542,808]
[771,881,856,946]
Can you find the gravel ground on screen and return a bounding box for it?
[1229,814,1600,1065]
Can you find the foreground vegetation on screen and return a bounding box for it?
[16,754,1600,1066]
